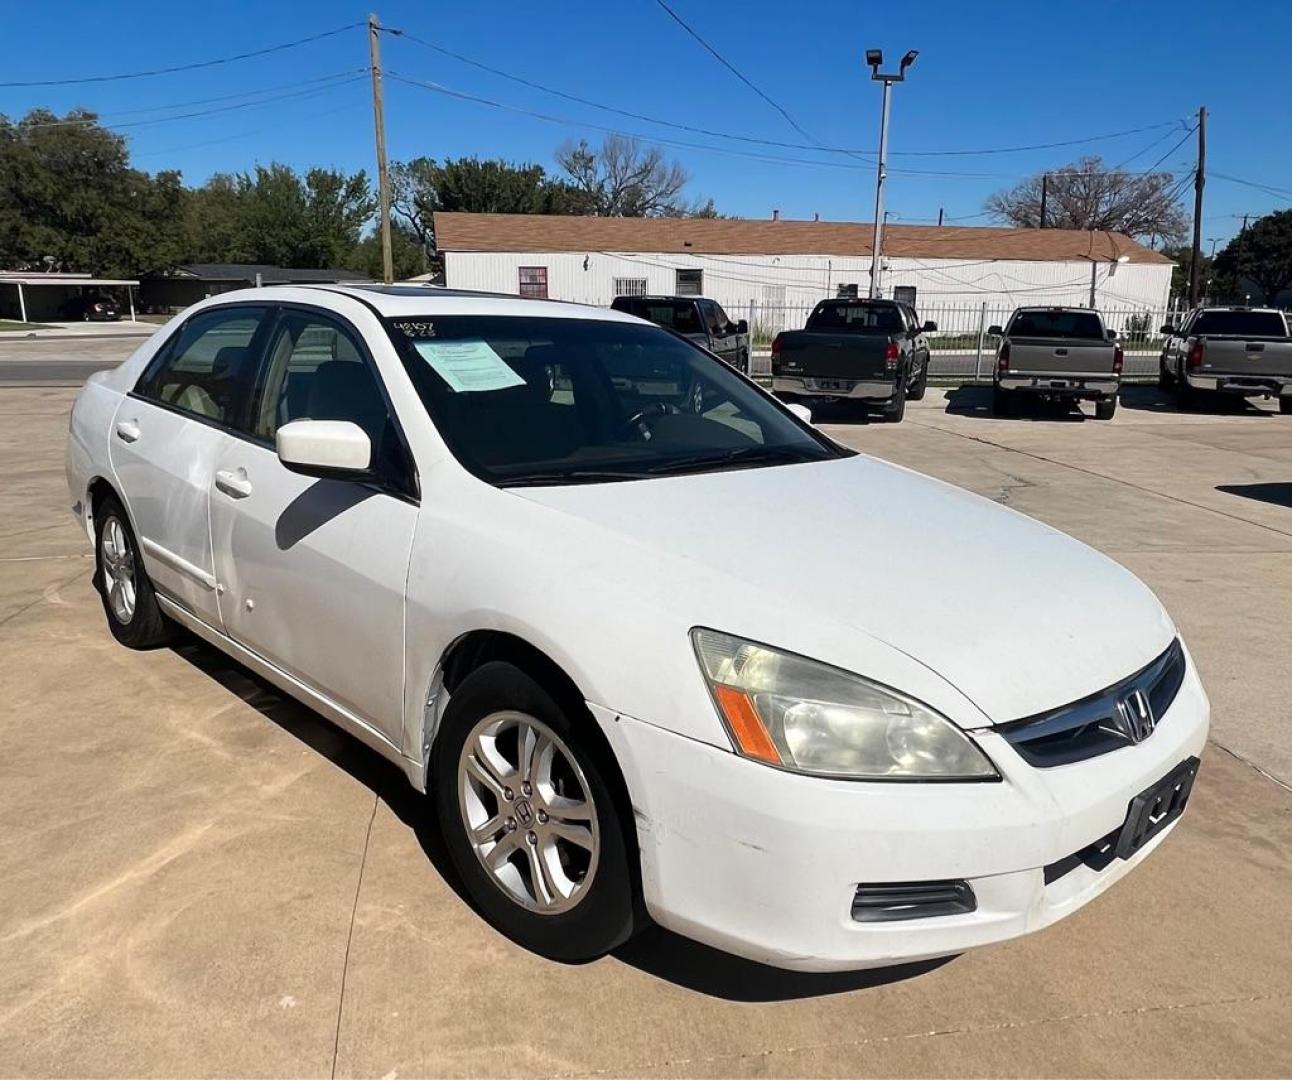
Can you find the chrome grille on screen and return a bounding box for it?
[1000,640,1186,767]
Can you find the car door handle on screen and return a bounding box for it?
[114,420,141,443]
[214,469,253,499]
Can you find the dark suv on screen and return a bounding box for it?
[610,295,750,372]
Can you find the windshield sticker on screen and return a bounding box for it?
[413,339,527,393]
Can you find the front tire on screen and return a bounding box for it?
[433,661,638,963]
[1280,396,1292,415]
[907,358,928,401]
[93,494,172,649]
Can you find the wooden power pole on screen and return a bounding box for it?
[1039,174,1047,228]
[1187,106,1207,306]
[368,13,394,284]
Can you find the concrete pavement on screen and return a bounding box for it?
[1,385,1289,1076]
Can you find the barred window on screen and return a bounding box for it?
[614,277,648,298]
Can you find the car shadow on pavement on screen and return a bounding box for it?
[943,384,1087,422]
[1216,482,1292,509]
[169,634,473,907]
[1118,385,1275,416]
[170,633,955,1001]
[614,924,952,1002]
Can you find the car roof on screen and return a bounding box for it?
[195,283,645,324]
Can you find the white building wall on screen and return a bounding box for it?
[443,250,1173,331]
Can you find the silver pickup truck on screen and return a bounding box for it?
[1159,307,1292,413]
[990,307,1122,419]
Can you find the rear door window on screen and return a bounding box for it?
[136,306,269,424]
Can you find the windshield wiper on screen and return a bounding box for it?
[643,445,827,477]
[498,469,660,488]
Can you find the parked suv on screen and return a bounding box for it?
[991,307,1122,419]
[1158,307,1292,413]
[610,295,750,372]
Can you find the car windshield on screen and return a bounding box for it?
[1192,310,1287,337]
[385,315,846,486]
[807,303,904,332]
[1008,310,1104,339]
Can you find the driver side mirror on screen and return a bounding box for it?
[277,419,372,479]
[735,319,749,335]
[1106,328,1119,341]
[987,325,1004,337]
[786,402,813,425]
[1159,324,1176,335]
[922,320,937,333]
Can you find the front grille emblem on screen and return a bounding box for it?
[1109,688,1155,744]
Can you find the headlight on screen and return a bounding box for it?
[691,629,998,781]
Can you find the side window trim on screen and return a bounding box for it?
[130,302,275,429]
[243,301,421,503]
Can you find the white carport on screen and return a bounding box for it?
[0,272,140,322]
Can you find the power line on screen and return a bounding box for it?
[132,98,369,160]
[651,0,817,144]
[894,120,1186,157]
[0,22,362,87]
[1212,172,1292,203]
[17,71,366,126]
[14,73,368,132]
[381,27,876,160]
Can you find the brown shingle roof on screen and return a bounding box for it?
[433,212,1172,265]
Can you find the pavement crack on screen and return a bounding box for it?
[0,568,86,630]
[331,794,379,1080]
[1209,738,1292,793]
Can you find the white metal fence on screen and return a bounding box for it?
[740,300,1193,381]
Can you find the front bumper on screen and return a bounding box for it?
[1185,371,1292,397]
[591,656,1209,971]
[998,374,1118,397]
[773,375,896,401]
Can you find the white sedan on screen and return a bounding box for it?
[66,285,1209,971]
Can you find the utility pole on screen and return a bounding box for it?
[368,12,394,284]
[1039,174,1048,228]
[865,48,918,299]
[937,207,944,226]
[1187,105,1206,306]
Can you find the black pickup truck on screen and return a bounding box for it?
[611,295,751,372]
[770,299,934,422]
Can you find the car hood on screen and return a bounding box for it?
[513,453,1175,723]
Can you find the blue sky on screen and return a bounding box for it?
[3,0,1289,247]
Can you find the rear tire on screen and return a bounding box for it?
[433,661,639,963]
[907,359,928,401]
[1279,396,1292,415]
[738,349,750,375]
[1175,370,1198,411]
[1158,356,1172,390]
[881,378,907,423]
[93,494,173,649]
[991,383,1014,416]
[1095,396,1118,420]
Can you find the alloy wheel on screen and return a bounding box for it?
[100,516,137,625]
[457,710,601,915]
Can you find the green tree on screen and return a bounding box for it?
[390,155,583,258]
[0,108,187,275]
[186,163,374,268]
[1214,211,1292,304]
[350,220,426,281]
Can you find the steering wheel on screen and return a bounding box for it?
[620,400,678,439]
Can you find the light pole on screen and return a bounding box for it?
[866,48,917,299]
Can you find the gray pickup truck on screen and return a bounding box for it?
[991,307,1122,419]
[610,295,751,373]
[1158,307,1292,413]
[770,298,934,423]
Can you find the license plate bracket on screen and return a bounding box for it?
[1114,756,1199,859]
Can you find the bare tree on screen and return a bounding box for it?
[985,156,1189,245]
[555,135,701,217]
